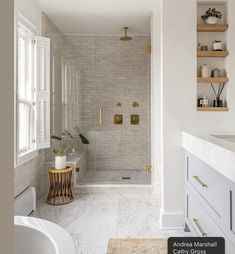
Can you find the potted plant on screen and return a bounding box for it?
[51,129,89,170]
[201,8,222,25]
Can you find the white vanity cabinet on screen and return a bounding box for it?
[185,152,235,254]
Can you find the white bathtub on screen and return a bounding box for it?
[14,216,76,254]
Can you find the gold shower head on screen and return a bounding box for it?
[120,27,132,41]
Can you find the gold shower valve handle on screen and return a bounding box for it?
[132,101,139,107]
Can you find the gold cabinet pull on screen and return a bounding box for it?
[193,218,207,237]
[99,107,103,127]
[193,175,208,188]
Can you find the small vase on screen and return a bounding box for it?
[213,98,223,107]
[55,156,66,170]
[205,16,218,25]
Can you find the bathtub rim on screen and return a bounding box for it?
[14,216,76,254]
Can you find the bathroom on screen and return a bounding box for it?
[14,0,155,252]
[1,0,235,253]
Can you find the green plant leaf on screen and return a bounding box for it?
[65,130,74,139]
[79,133,89,144]
[53,149,61,156]
[51,135,62,141]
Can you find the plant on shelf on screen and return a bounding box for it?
[201,8,222,24]
[51,129,89,170]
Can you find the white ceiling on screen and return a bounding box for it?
[34,0,156,35]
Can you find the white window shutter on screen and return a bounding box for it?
[35,36,50,149]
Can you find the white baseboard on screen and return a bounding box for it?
[160,211,185,229]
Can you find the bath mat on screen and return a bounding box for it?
[107,238,168,254]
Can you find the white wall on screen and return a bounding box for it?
[158,0,235,228]
[0,0,14,252]
[15,0,42,33]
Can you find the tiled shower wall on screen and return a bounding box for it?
[63,35,151,171]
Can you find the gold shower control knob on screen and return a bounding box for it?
[132,101,139,107]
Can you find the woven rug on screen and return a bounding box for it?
[107,238,168,254]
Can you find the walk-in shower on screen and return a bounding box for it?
[59,25,151,185]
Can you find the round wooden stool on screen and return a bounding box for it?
[47,166,74,205]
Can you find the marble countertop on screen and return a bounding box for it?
[182,131,235,183]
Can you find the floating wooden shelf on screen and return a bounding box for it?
[197,107,229,112]
[197,24,229,32]
[197,51,229,57]
[197,77,229,83]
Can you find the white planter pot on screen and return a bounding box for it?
[55,156,66,170]
[205,16,218,25]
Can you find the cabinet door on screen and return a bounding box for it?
[187,187,225,237]
[186,153,230,230]
[186,187,235,254]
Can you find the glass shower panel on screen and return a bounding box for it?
[62,34,151,185]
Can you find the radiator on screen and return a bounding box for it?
[14,187,36,216]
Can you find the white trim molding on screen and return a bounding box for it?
[160,211,185,229]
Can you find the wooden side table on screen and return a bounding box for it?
[47,166,74,205]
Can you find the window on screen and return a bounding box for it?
[15,14,50,166]
[17,21,36,156]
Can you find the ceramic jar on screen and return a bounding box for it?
[211,68,221,78]
[200,65,211,78]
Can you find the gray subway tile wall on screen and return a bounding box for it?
[63,35,151,171]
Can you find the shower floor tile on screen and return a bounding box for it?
[79,169,151,185]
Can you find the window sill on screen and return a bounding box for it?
[15,149,38,168]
